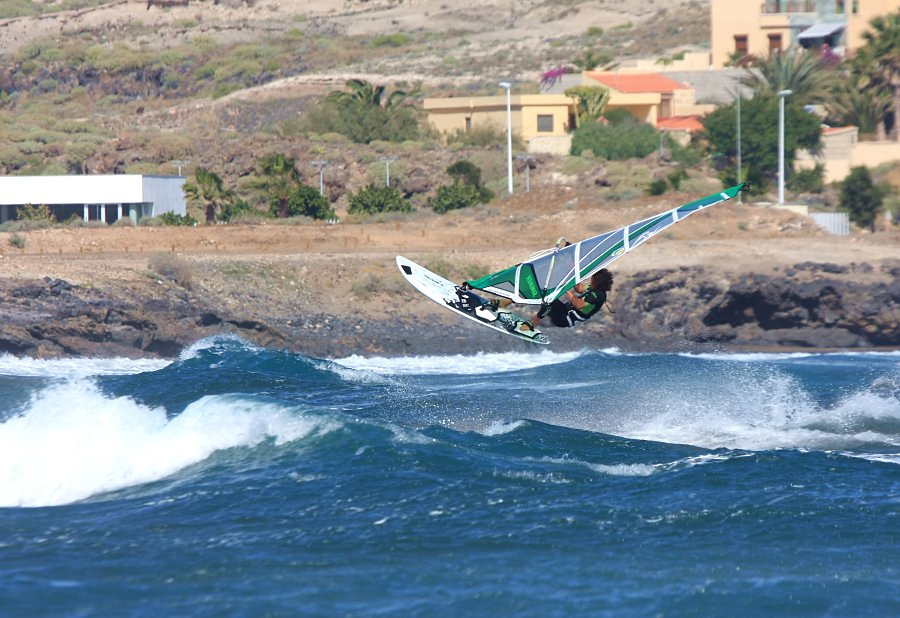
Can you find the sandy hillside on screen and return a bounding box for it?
[0,0,702,58]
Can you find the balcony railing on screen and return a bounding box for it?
[762,0,816,13]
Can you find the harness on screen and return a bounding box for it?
[554,287,606,327]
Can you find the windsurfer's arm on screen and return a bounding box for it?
[565,283,588,310]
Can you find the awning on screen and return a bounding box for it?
[798,22,845,40]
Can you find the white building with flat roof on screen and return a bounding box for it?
[0,174,186,224]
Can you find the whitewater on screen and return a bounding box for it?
[1,336,897,616]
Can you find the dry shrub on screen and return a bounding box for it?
[148,253,195,290]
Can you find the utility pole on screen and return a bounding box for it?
[379,156,398,187]
[311,160,328,196]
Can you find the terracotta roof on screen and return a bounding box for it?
[821,126,855,135]
[584,71,689,93]
[656,115,703,132]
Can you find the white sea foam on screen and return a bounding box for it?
[681,351,816,363]
[481,419,527,436]
[683,350,900,363]
[331,349,585,375]
[618,368,900,452]
[177,334,260,361]
[588,462,657,477]
[0,380,336,508]
[0,353,169,378]
[520,455,660,478]
[844,452,900,465]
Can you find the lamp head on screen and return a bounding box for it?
[498,81,511,89]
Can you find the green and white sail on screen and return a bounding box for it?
[466,183,747,305]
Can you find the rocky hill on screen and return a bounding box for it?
[0,0,712,208]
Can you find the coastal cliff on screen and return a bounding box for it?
[2,259,897,359]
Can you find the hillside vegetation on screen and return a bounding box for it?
[0,0,715,220]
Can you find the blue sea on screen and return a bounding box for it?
[1,336,898,617]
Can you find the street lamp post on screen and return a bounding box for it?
[171,159,190,176]
[379,156,398,187]
[311,160,328,196]
[735,75,742,203]
[499,81,513,195]
[777,89,792,205]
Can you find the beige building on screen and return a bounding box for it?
[423,72,707,155]
[423,94,577,155]
[711,0,900,68]
[581,71,712,123]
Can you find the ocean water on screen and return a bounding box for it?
[1,336,898,617]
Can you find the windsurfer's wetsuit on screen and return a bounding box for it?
[544,287,606,328]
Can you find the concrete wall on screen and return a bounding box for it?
[527,135,572,156]
[797,128,900,183]
[143,175,187,217]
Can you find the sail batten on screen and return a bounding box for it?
[466,183,746,304]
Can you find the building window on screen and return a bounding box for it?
[769,33,783,53]
[734,35,749,57]
[537,114,554,132]
[851,0,858,14]
[465,117,472,132]
[836,0,845,13]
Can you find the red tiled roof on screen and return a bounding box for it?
[584,71,689,93]
[656,115,703,132]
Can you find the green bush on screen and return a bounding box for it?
[667,168,688,190]
[348,184,412,215]
[301,99,419,144]
[18,203,55,222]
[445,160,494,202]
[372,33,411,48]
[219,199,256,223]
[427,182,482,214]
[840,166,884,231]
[788,164,825,193]
[647,179,667,195]
[159,212,198,226]
[571,116,661,160]
[0,1,38,19]
[272,184,335,220]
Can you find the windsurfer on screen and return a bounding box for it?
[525,268,614,330]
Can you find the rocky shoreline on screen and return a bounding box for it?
[2,258,897,360]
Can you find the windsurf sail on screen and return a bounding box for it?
[465,183,748,305]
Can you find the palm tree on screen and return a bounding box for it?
[744,48,839,104]
[256,153,301,217]
[564,85,611,127]
[183,167,232,223]
[325,78,419,108]
[854,11,900,140]
[571,50,618,72]
[826,83,892,138]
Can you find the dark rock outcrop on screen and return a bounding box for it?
[0,276,287,359]
[607,262,899,351]
[1,262,897,359]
